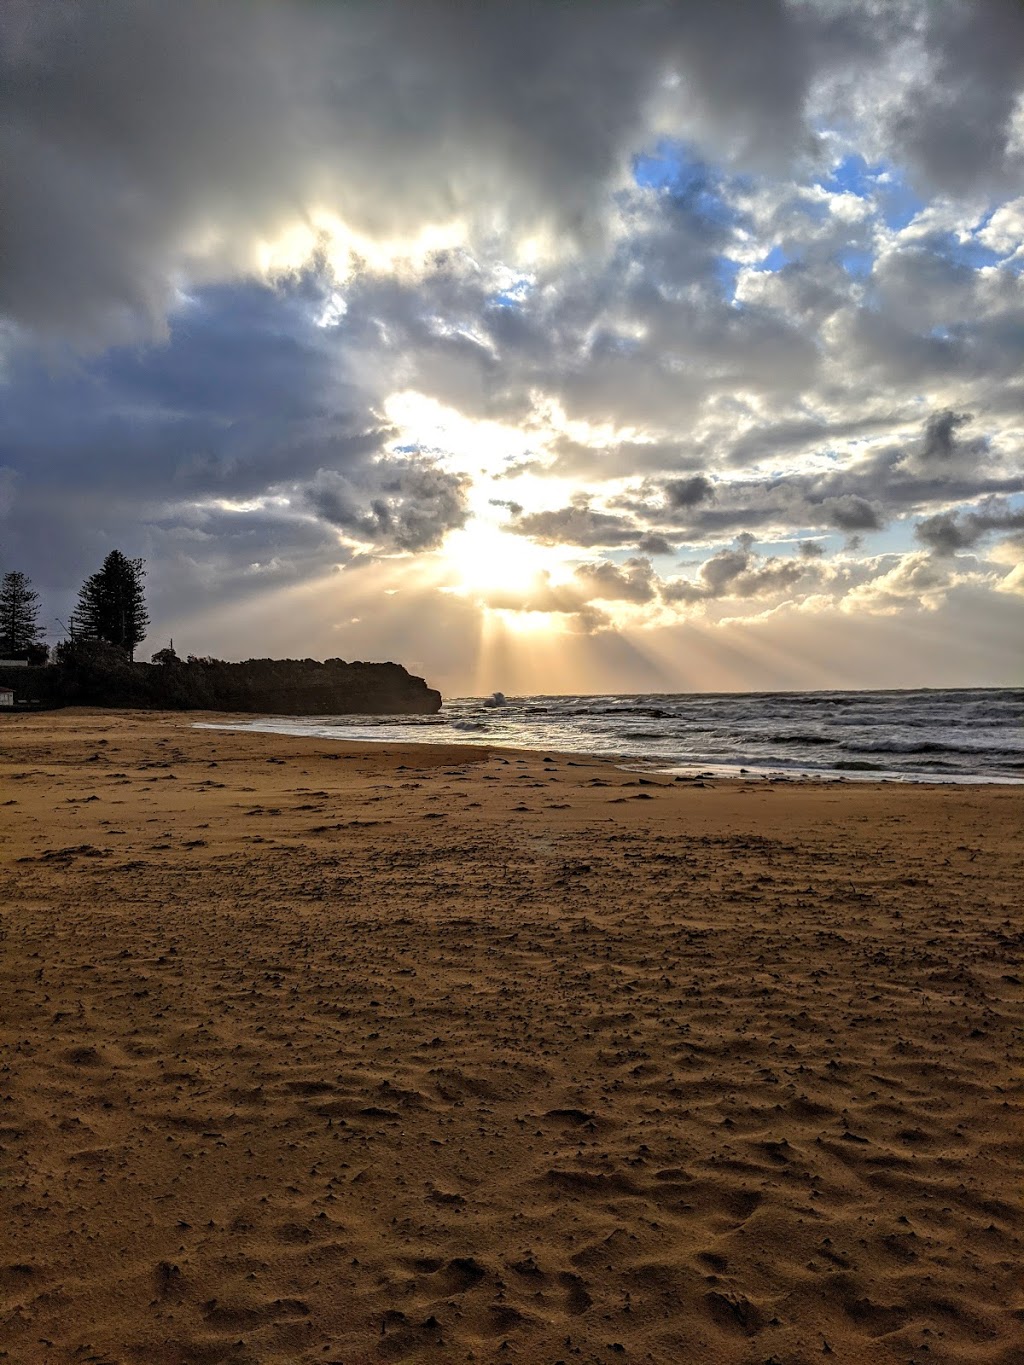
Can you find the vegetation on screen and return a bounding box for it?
[0,570,43,656]
[0,648,440,714]
[72,551,149,659]
[0,550,441,714]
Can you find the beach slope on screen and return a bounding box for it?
[1,710,1021,1363]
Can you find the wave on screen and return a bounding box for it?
[842,739,1023,756]
[221,687,1024,785]
[765,733,833,746]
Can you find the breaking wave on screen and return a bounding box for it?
[200,686,1024,784]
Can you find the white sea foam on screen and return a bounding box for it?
[196,687,1024,783]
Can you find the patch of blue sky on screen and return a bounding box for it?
[933,232,1004,271]
[859,520,917,556]
[486,274,534,310]
[633,137,703,191]
[760,533,840,556]
[818,152,924,231]
[759,244,791,272]
[632,137,743,230]
[822,153,876,198]
[874,175,926,232]
[602,547,645,567]
[714,255,742,302]
[837,246,874,278]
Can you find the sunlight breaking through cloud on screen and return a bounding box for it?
[1,0,1022,689]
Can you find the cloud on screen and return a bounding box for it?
[840,551,959,614]
[0,0,804,345]
[4,1,1023,351]
[824,494,885,532]
[665,474,714,508]
[572,557,658,604]
[700,548,751,594]
[636,531,675,557]
[915,500,1024,554]
[509,400,1024,556]
[512,503,641,549]
[876,0,1024,197]
[2,2,1023,683]
[920,409,976,461]
[661,542,818,605]
[304,461,470,552]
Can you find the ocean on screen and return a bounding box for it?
[198,686,1024,783]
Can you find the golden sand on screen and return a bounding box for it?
[1,709,1021,1364]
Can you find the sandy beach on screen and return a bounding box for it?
[1,709,1021,1365]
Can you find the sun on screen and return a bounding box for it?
[442,524,553,598]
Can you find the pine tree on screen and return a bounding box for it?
[0,570,42,655]
[73,552,149,660]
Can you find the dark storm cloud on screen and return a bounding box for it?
[0,276,387,502]
[0,270,468,619]
[698,548,750,594]
[915,500,1024,555]
[825,495,884,532]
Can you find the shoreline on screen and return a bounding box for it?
[2,708,1022,1362]
[194,713,1024,787]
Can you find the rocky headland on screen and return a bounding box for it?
[0,652,442,715]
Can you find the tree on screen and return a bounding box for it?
[73,551,149,660]
[0,570,43,656]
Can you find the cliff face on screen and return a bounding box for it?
[0,655,442,715]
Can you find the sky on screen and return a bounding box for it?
[1,0,1023,696]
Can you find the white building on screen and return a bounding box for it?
[0,688,14,707]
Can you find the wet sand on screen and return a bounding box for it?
[1,709,1022,1364]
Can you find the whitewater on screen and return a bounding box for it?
[198,686,1024,784]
